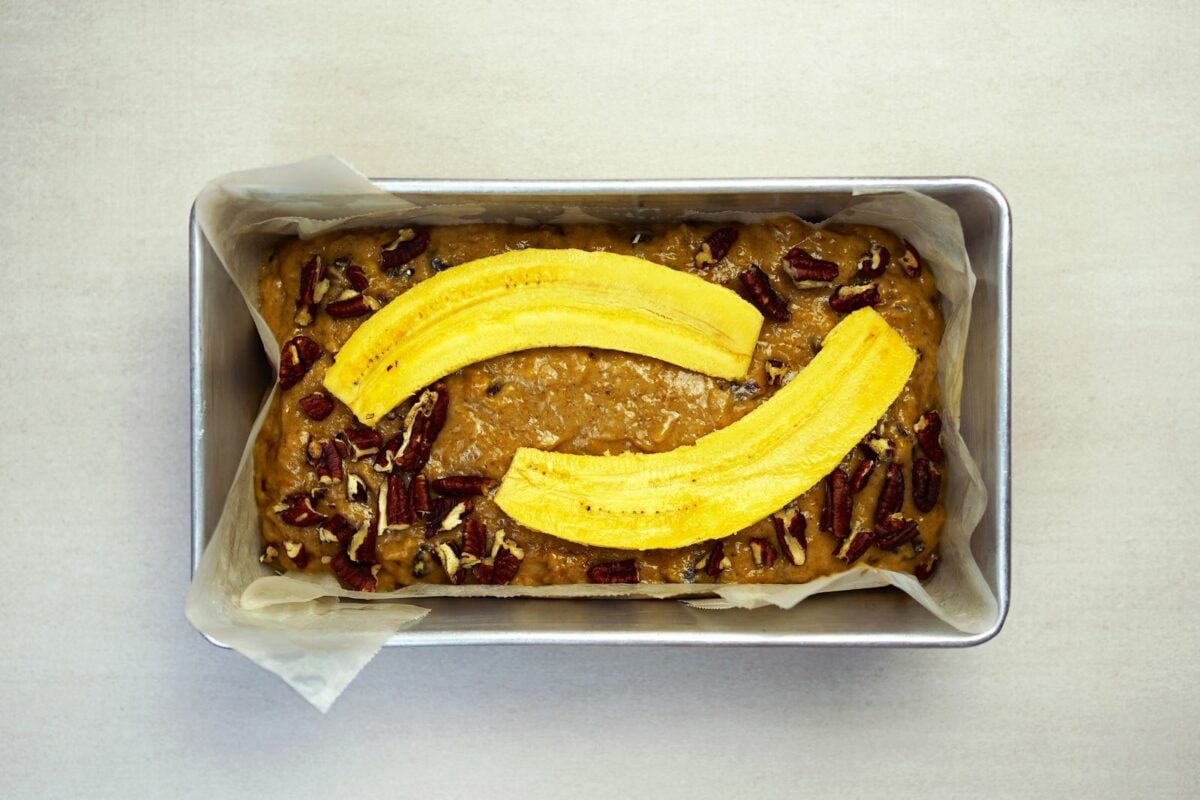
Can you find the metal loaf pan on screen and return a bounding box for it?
[190,178,1011,647]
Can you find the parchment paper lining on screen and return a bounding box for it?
[185,156,997,711]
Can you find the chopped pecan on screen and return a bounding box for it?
[345,263,369,292]
[764,358,789,387]
[772,508,807,566]
[427,497,473,536]
[299,392,335,420]
[345,472,369,504]
[282,540,309,569]
[431,475,495,497]
[382,474,414,529]
[694,226,738,267]
[912,458,941,512]
[819,475,833,533]
[275,494,326,527]
[278,336,322,390]
[325,290,380,319]
[409,474,431,520]
[330,552,378,592]
[305,437,324,465]
[436,542,464,585]
[319,513,358,546]
[259,545,279,565]
[339,427,382,460]
[914,553,939,582]
[471,563,493,584]
[490,540,524,585]
[783,247,839,287]
[461,518,487,559]
[698,539,730,578]
[899,240,923,278]
[826,468,851,538]
[856,244,891,279]
[587,559,640,584]
[295,254,329,326]
[859,436,896,461]
[914,410,945,462]
[875,515,919,550]
[347,521,377,564]
[829,283,881,313]
[836,529,875,564]
[849,456,876,493]
[875,463,905,524]
[749,537,778,569]
[314,440,344,484]
[381,228,430,273]
[396,383,449,473]
[737,265,791,322]
[373,434,402,473]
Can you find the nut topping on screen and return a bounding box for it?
[859,437,895,461]
[829,283,881,313]
[764,358,789,387]
[783,247,839,287]
[431,475,495,497]
[295,254,329,326]
[835,529,874,564]
[912,458,941,512]
[436,542,464,585]
[749,537,778,569]
[278,336,322,390]
[325,290,380,319]
[427,497,473,536]
[875,463,905,524]
[698,539,731,578]
[849,456,876,493]
[824,468,851,538]
[319,514,357,546]
[275,494,326,527]
[914,553,939,582]
[875,514,919,550]
[737,265,791,322]
[490,539,524,585]
[260,545,279,565]
[314,440,344,484]
[383,474,414,530]
[396,383,449,473]
[381,228,430,274]
[914,410,945,462]
[339,427,383,460]
[345,263,370,292]
[899,240,923,278]
[772,508,807,566]
[347,520,377,564]
[856,244,891,279]
[299,392,335,420]
[373,435,402,473]
[409,474,431,521]
[329,552,378,592]
[587,559,640,584]
[694,227,738,267]
[461,518,487,559]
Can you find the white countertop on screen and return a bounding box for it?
[2,1,1198,797]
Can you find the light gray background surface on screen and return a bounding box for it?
[2,1,1197,797]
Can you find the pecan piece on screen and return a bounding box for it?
[344,263,369,292]
[875,464,905,524]
[382,473,414,530]
[275,494,326,527]
[347,521,377,564]
[772,508,807,566]
[914,553,940,582]
[898,240,923,278]
[698,539,730,578]
[750,537,778,569]
[829,283,881,313]
[373,434,402,473]
[436,541,464,585]
[875,515,919,550]
[278,336,322,390]
[914,410,945,462]
[431,475,495,497]
[325,290,380,319]
[587,559,640,584]
[736,265,791,322]
[339,427,383,460]
[849,456,876,494]
[330,552,378,592]
[299,392,335,420]
[856,244,891,279]
[260,545,279,565]
[345,473,368,504]
[859,436,896,462]
[319,513,358,546]
[836,529,875,564]
[764,358,789,387]
[490,539,525,585]
[819,475,833,533]
[396,383,449,473]
[461,518,487,559]
[381,228,430,273]
[427,497,473,536]
[295,254,329,326]
[912,458,942,512]
[409,474,431,520]
[783,247,839,287]
[824,468,851,538]
[314,440,344,484]
[694,226,738,267]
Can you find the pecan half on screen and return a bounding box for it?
[275,494,326,527]
[750,537,778,569]
[345,263,369,292]
[295,255,329,326]
[875,463,905,524]
[912,458,942,512]
[899,240,923,278]
[409,474,431,520]
[825,468,851,538]
[875,515,919,550]
[587,559,640,584]
[330,552,378,592]
[315,440,344,484]
[431,475,495,497]
[283,540,309,569]
[829,283,881,313]
[836,529,874,564]
[396,383,449,473]
[856,244,891,279]
[278,336,322,390]
[299,392,335,420]
[772,508,807,566]
[849,456,876,493]
[737,265,791,322]
[381,228,430,273]
[461,518,487,558]
[764,358,789,387]
[914,410,945,462]
[914,553,939,582]
[345,473,368,504]
[319,513,357,546]
[339,427,383,460]
[783,247,839,287]
[694,227,738,267]
[383,473,414,529]
[325,290,380,319]
[347,522,377,564]
[436,541,464,585]
[698,539,730,578]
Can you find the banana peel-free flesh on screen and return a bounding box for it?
[323,248,764,425]
[494,308,917,550]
